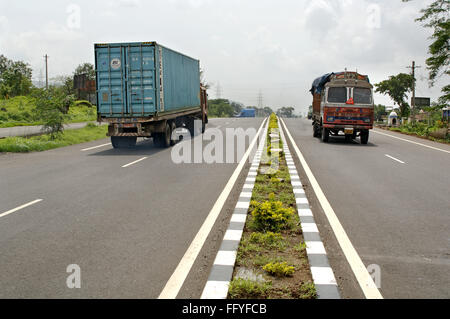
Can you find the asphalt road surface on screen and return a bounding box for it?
[283,118,450,299]
[0,117,264,298]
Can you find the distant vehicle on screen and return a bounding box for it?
[236,108,256,118]
[310,71,374,144]
[94,42,208,149]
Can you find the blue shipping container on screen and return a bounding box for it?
[238,109,256,118]
[95,42,201,117]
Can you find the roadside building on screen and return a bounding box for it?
[388,111,399,126]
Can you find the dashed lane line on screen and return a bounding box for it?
[122,157,148,168]
[0,199,43,219]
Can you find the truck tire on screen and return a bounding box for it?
[360,130,369,145]
[345,135,352,143]
[313,124,319,138]
[187,117,200,137]
[111,136,137,149]
[321,128,329,143]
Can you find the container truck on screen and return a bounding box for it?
[310,71,374,144]
[237,108,256,118]
[94,42,208,148]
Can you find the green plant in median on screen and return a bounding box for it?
[250,193,294,232]
[249,232,286,250]
[292,282,317,299]
[263,261,295,277]
[228,278,272,299]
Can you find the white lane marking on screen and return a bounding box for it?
[81,143,111,151]
[0,199,43,219]
[385,154,406,164]
[158,118,267,299]
[280,118,383,299]
[372,130,450,154]
[122,157,148,168]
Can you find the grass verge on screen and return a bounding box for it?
[228,114,316,300]
[0,123,108,153]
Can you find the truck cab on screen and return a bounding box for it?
[311,72,374,144]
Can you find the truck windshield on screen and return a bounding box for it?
[327,87,347,103]
[353,88,372,104]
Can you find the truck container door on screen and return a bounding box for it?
[124,44,157,115]
[96,45,127,115]
[96,43,157,116]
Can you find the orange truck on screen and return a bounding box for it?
[310,72,374,144]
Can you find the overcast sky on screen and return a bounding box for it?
[0,0,446,115]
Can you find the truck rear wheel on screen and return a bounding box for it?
[321,128,329,143]
[111,136,137,149]
[360,130,369,145]
[313,124,320,138]
[154,122,172,148]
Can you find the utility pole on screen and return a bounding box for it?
[407,61,421,124]
[44,54,49,89]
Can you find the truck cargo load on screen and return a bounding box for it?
[94,42,208,148]
[310,71,374,144]
[237,108,256,118]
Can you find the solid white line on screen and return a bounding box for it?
[385,154,406,164]
[81,143,111,151]
[372,130,450,154]
[0,199,43,219]
[280,118,383,299]
[121,157,148,168]
[158,118,267,299]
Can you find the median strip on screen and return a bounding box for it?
[202,114,330,299]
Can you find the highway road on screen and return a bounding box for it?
[0,117,264,298]
[282,118,450,299]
